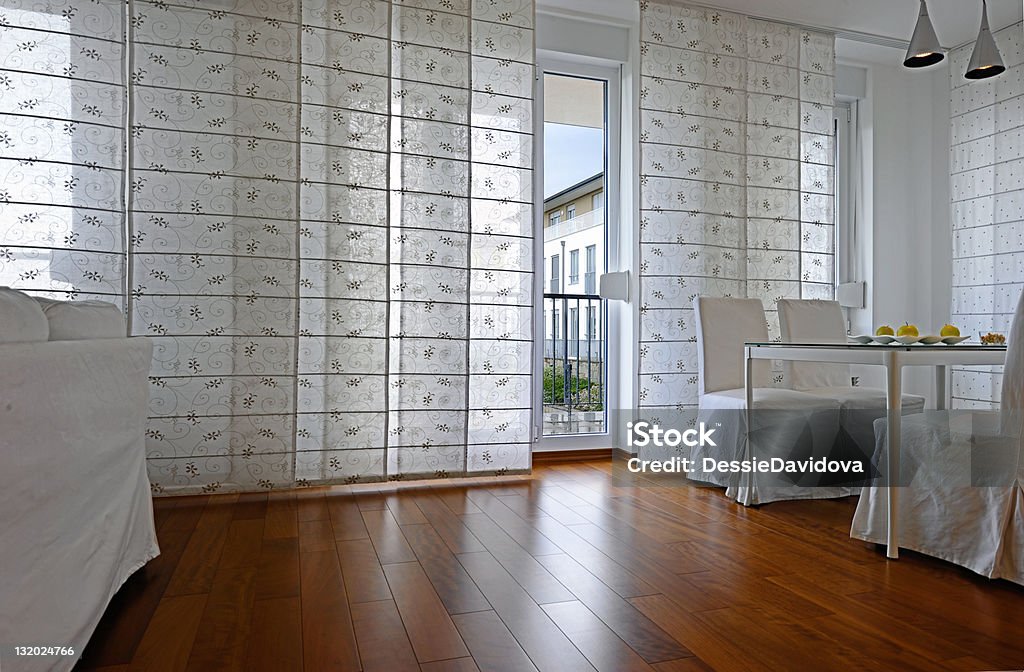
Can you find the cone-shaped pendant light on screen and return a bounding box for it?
[904,0,944,68]
[965,0,1005,79]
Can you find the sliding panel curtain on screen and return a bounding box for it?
[1,0,535,494]
[638,0,835,415]
[136,0,535,493]
[130,0,305,492]
[0,0,127,305]
[949,22,1024,409]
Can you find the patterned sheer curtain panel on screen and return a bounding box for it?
[637,0,835,416]
[0,0,127,304]
[0,0,536,494]
[949,22,1024,409]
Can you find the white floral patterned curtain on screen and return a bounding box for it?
[949,21,1023,409]
[1,0,535,494]
[0,0,127,303]
[638,0,835,413]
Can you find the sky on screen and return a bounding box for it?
[544,122,605,199]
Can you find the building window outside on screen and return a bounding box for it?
[586,305,597,340]
[585,245,597,294]
[569,249,579,284]
[550,254,560,292]
[552,308,560,340]
[592,192,604,210]
[567,204,576,220]
[549,211,561,226]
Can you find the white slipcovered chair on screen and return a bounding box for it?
[0,287,158,672]
[777,299,926,478]
[851,290,1024,585]
[687,297,845,505]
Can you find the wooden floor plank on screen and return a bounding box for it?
[385,490,429,525]
[451,609,538,672]
[412,492,486,554]
[245,596,303,672]
[299,549,360,671]
[164,525,230,597]
[462,491,563,556]
[362,508,417,564]
[158,497,209,534]
[254,537,300,601]
[295,490,329,522]
[337,538,393,604]
[541,600,658,672]
[460,513,575,605]
[126,594,206,672]
[218,518,264,570]
[456,551,596,672]
[297,518,336,554]
[351,599,421,672]
[263,491,298,539]
[419,658,481,672]
[326,492,369,540]
[529,515,660,598]
[184,565,257,672]
[232,492,268,520]
[401,522,491,614]
[536,554,690,663]
[383,561,470,663]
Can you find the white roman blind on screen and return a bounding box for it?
[0,0,536,494]
[950,21,1024,409]
[638,0,835,414]
[0,0,127,305]
[133,0,536,493]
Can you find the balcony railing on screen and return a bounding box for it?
[544,207,605,241]
[543,292,605,435]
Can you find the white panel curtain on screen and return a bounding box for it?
[0,0,535,493]
[950,21,1024,409]
[638,0,835,414]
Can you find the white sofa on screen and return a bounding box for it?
[0,288,158,672]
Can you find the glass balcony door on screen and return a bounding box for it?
[537,67,614,439]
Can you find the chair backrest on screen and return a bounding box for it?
[693,296,771,395]
[777,299,851,390]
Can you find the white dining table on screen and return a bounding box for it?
[743,341,1007,559]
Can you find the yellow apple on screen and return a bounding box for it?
[875,325,895,336]
[897,323,919,337]
[940,324,960,337]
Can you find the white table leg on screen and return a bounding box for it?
[744,347,753,439]
[743,347,754,501]
[935,364,947,411]
[884,350,902,559]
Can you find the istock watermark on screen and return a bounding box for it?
[626,420,718,448]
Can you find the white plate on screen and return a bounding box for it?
[942,336,970,345]
[872,335,897,344]
[895,335,922,345]
[919,335,942,345]
[849,335,874,344]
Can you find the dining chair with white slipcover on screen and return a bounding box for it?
[851,290,1024,585]
[687,296,846,505]
[777,298,926,481]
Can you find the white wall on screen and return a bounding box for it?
[839,45,952,399]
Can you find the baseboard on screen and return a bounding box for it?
[532,448,631,463]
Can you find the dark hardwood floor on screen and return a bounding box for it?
[74,460,1024,672]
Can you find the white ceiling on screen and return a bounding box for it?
[538,0,1024,49]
